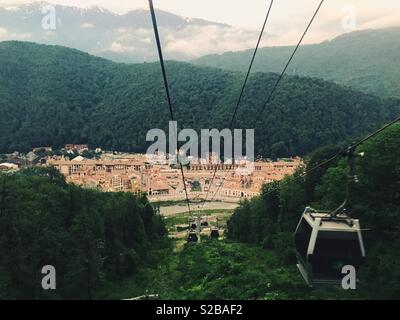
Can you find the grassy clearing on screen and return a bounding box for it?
[98,206,365,300]
[164,209,233,228]
[98,239,362,300]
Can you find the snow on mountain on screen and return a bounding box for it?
[0,1,258,62]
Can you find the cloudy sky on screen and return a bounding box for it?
[1,0,399,60]
[2,0,399,35]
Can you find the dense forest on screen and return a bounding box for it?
[0,167,339,300]
[0,120,398,300]
[0,167,167,299]
[227,123,400,299]
[1,39,399,300]
[0,41,398,158]
[193,27,400,99]
[100,239,355,300]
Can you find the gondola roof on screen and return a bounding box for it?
[302,211,361,232]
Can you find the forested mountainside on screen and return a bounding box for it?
[2,126,399,300]
[0,41,398,158]
[193,27,400,99]
[0,167,167,299]
[228,123,400,299]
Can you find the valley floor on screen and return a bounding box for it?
[158,201,239,216]
[98,239,367,300]
[98,204,365,300]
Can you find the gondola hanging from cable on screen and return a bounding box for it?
[187,230,198,243]
[210,227,220,239]
[294,207,365,286]
[294,146,366,286]
[210,217,220,239]
[187,215,201,244]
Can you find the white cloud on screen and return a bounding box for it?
[163,25,259,58]
[116,27,152,41]
[108,41,136,53]
[0,27,7,36]
[101,24,260,58]
[0,26,31,40]
[360,14,400,30]
[1,0,399,59]
[4,6,21,11]
[80,22,95,28]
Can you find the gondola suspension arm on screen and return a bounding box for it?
[330,144,365,218]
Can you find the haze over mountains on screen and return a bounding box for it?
[0,1,259,62]
[193,27,400,99]
[0,41,397,157]
[1,2,399,100]
[1,2,400,302]
[0,3,398,155]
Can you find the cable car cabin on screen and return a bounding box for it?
[187,231,198,243]
[210,228,220,239]
[294,207,365,286]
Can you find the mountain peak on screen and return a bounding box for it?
[0,2,252,62]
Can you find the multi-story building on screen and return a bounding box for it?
[46,155,302,202]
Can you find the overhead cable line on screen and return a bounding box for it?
[207,0,325,203]
[229,0,275,128]
[148,0,192,215]
[242,115,400,201]
[260,0,325,113]
[299,114,400,181]
[199,0,275,211]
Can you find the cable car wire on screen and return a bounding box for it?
[148,0,192,215]
[252,115,400,200]
[210,115,400,203]
[260,0,325,113]
[209,102,400,206]
[350,114,400,149]
[199,0,275,211]
[229,0,274,128]
[302,114,400,178]
[205,0,325,203]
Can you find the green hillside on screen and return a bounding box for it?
[0,41,398,158]
[228,123,400,299]
[192,27,400,99]
[2,126,399,300]
[0,167,167,299]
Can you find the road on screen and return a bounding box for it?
[159,201,239,216]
